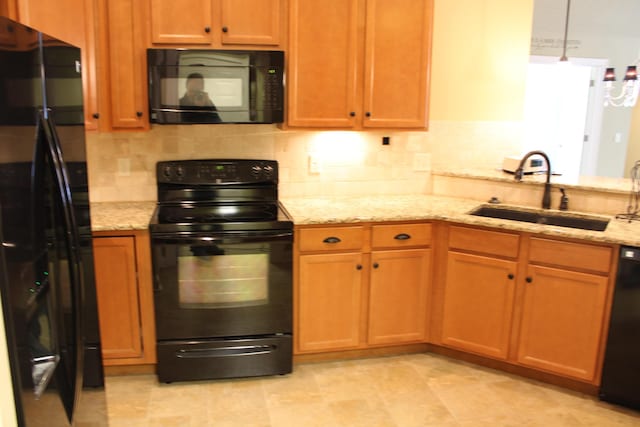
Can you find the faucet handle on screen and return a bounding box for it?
[559,188,569,211]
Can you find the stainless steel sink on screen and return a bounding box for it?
[469,205,610,231]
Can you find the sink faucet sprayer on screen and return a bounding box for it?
[514,150,552,209]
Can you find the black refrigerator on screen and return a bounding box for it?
[0,17,108,426]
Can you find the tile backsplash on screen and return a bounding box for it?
[85,121,524,202]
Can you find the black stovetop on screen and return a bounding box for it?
[149,159,292,234]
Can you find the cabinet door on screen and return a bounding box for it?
[288,0,362,127]
[93,237,142,361]
[441,252,517,360]
[368,249,430,345]
[220,0,282,46]
[0,15,18,45]
[82,0,99,130]
[516,265,609,382]
[12,0,100,129]
[149,0,213,44]
[101,0,147,130]
[362,0,432,128]
[16,0,86,47]
[0,1,18,20]
[298,253,364,352]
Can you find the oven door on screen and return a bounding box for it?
[151,230,292,340]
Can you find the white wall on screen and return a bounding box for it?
[530,0,640,177]
[0,294,17,427]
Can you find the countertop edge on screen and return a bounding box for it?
[282,195,639,247]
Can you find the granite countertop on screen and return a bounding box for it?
[90,195,640,247]
[90,201,156,231]
[432,168,632,195]
[281,194,640,247]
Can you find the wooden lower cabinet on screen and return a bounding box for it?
[435,224,615,385]
[295,222,432,354]
[368,249,430,345]
[295,221,614,386]
[440,252,516,360]
[298,252,364,352]
[93,230,156,366]
[516,264,609,381]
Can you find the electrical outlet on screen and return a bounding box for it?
[615,132,622,143]
[413,153,431,172]
[308,155,321,174]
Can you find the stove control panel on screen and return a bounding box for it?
[157,159,278,184]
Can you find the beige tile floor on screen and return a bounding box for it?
[104,353,640,427]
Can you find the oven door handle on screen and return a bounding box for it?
[151,232,292,245]
[175,345,277,359]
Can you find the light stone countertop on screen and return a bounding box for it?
[432,168,632,195]
[89,195,640,247]
[90,201,156,231]
[281,194,640,247]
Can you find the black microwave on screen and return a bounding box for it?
[147,49,284,124]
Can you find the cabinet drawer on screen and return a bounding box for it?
[298,226,365,252]
[371,223,432,249]
[528,238,612,274]
[448,225,520,259]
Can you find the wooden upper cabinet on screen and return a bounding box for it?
[288,0,432,129]
[0,0,19,21]
[0,18,18,47]
[8,0,100,129]
[220,0,282,46]
[288,0,362,128]
[150,0,213,44]
[363,0,432,128]
[16,0,85,47]
[149,0,284,47]
[98,0,148,130]
[0,18,38,50]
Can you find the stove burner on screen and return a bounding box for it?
[149,159,292,234]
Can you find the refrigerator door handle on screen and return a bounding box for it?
[38,112,85,421]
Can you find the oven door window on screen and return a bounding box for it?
[152,236,292,340]
[178,248,268,309]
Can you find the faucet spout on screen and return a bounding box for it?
[514,150,552,209]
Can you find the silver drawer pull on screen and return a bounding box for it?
[394,233,411,240]
[323,236,342,244]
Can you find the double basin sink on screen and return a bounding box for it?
[469,204,610,232]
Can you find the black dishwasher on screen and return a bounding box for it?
[599,246,640,410]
